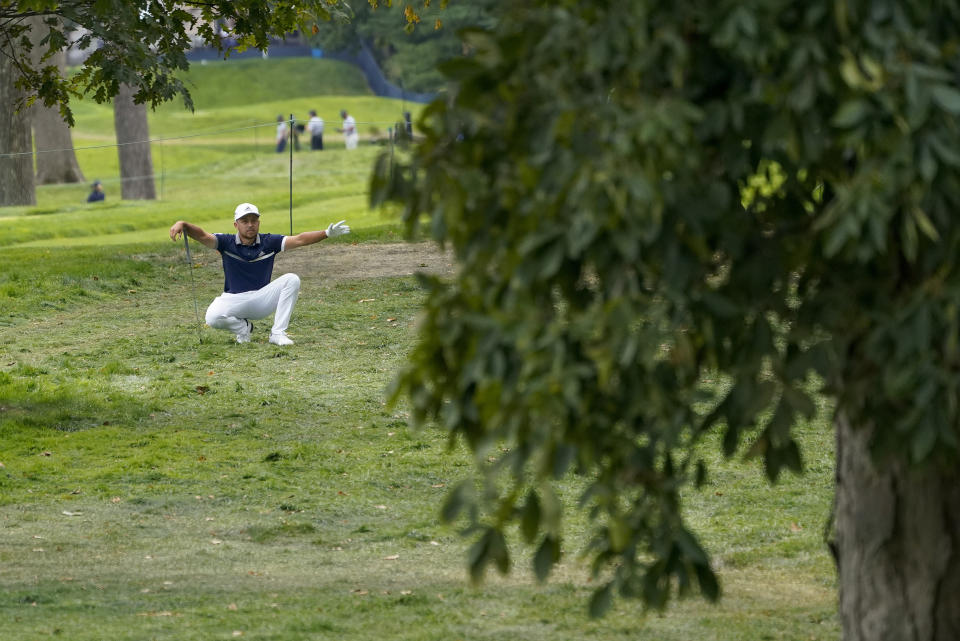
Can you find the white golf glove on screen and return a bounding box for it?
[326,220,350,238]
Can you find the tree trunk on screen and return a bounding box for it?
[835,412,960,640]
[30,19,84,185]
[33,98,85,184]
[0,43,36,206]
[113,84,156,200]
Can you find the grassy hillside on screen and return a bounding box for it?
[4,57,423,247]
[172,57,373,108]
[65,57,381,136]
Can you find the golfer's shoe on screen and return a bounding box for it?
[269,331,294,346]
[236,320,254,344]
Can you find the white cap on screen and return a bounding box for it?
[234,202,260,220]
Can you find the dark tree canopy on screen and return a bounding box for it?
[374,0,960,624]
[308,0,496,93]
[0,0,350,125]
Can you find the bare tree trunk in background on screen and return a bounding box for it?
[33,99,86,184]
[30,16,85,185]
[0,44,36,206]
[834,412,960,641]
[113,83,156,200]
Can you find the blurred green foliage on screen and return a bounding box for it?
[308,0,497,93]
[374,0,960,617]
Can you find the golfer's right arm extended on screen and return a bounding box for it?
[170,221,217,249]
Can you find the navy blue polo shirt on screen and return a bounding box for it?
[215,233,286,293]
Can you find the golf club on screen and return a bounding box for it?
[183,234,203,344]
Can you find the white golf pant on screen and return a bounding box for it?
[205,273,301,335]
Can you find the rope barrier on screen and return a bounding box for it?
[27,165,374,193]
[0,117,413,158]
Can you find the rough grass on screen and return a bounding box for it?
[0,244,839,640]
[1,57,839,640]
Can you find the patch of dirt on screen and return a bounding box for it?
[275,241,455,283]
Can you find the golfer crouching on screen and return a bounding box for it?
[169,202,350,346]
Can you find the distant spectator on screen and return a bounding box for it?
[339,109,358,150]
[293,116,304,152]
[307,110,324,151]
[86,180,105,203]
[275,115,288,153]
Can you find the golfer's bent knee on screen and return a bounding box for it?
[205,306,230,328]
[280,273,301,291]
[206,312,226,328]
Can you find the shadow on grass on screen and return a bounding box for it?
[0,370,146,434]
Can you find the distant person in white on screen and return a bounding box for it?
[339,109,358,150]
[275,115,288,153]
[307,110,324,150]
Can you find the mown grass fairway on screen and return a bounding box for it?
[2,57,839,640]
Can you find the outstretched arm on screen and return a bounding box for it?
[284,220,350,250]
[170,221,217,249]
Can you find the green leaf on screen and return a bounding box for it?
[831,100,871,128]
[440,481,471,523]
[552,444,577,479]
[823,214,854,257]
[901,214,919,263]
[912,207,940,242]
[643,562,669,609]
[694,460,707,488]
[490,527,510,575]
[788,73,815,112]
[539,242,566,280]
[782,386,816,419]
[608,517,630,552]
[533,535,560,582]
[675,528,708,565]
[782,439,803,473]
[539,484,562,533]
[722,423,740,457]
[765,401,794,446]
[436,57,484,80]
[745,434,769,460]
[467,528,492,582]
[931,84,960,114]
[929,134,960,168]
[911,415,937,463]
[695,563,720,601]
[467,527,510,582]
[588,583,614,618]
[763,445,783,482]
[918,143,937,182]
[520,491,541,543]
[699,291,739,318]
[518,227,562,255]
